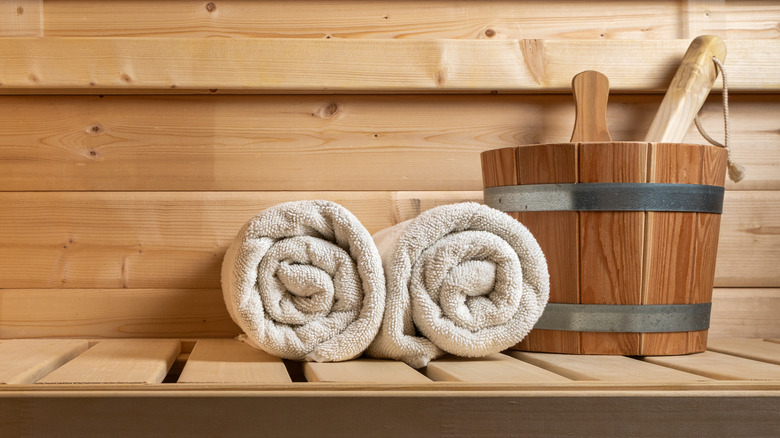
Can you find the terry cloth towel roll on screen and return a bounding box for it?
[367,202,549,368]
[221,200,385,362]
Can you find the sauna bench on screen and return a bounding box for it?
[1,337,778,437]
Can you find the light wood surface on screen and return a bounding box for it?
[303,359,431,383]
[37,339,180,384]
[178,339,291,383]
[644,35,727,142]
[644,351,780,380]
[708,289,780,339]
[424,353,571,383]
[2,288,776,340]
[0,289,240,338]
[0,339,88,384]
[37,1,681,39]
[508,351,709,382]
[0,191,774,290]
[32,1,780,40]
[0,0,42,37]
[0,94,775,191]
[570,71,612,142]
[1,38,777,94]
[705,338,780,365]
[0,191,479,289]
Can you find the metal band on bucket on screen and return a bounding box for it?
[533,303,712,333]
[484,183,724,213]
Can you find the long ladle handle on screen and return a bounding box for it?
[644,35,727,142]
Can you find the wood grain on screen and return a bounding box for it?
[42,1,684,39]
[508,351,709,382]
[0,339,88,384]
[37,339,180,384]
[0,289,239,339]
[706,338,780,365]
[0,190,774,290]
[37,1,780,40]
[424,354,570,383]
[644,351,780,380]
[3,288,776,341]
[2,390,778,438]
[0,191,479,289]
[570,71,612,142]
[303,359,430,383]
[0,38,777,94]
[512,143,581,353]
[644,35,726,143]
[708,289,780,339]
[178,339,291,383]
[640,143,725,355]
[578,142,648,355]
[0,95,775,191]
[0,0,42,37]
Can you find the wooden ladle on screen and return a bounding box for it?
[570,70,612,142]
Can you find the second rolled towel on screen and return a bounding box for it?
[367,202,549,368]
[221,200,385,362]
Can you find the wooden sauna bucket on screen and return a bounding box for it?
[480,142,728,355]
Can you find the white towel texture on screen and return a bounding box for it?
[367,202,549,368]
[221,200,385,362]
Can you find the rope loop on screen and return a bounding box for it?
[693,57,745,182]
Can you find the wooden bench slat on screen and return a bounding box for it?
[508,351,710,382]
[643,351,780,380]
[707,338,780,365]
[303,359,431,384]
[37,339,180,384]
[0,339,89,384]
[425,353,571,383]
[178,339,291,383]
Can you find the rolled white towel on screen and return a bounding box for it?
[367,202,549,368]
[221,200,385,362]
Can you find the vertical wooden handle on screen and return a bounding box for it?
[570,71,612,142]
[644,35,727,142]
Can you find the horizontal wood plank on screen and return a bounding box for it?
[39,1,780,40]
[0,190,774,289]
[0,0,42,37]
[178,339,291,383]
[0,38,777,94]
[0,191,479,289]
[0,289,240,339]
[2,390,778,438]
[0,94,775,191]
[643,351,780,380]
[714,191,780,287]
[303,359,431,383]
[3,288,776,344]
[706,338,780,365]
[37,339,180,384]
[42,1,684,39]
[708,289,780,338]
[507,351,709,382]
[0,339,88,384]
[424,354,571,383]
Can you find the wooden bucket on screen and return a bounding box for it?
[481,142,728,355]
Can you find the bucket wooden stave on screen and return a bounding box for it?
[481,142,727,355]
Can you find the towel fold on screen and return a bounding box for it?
[221,200,385,362]
[367,202,549,368]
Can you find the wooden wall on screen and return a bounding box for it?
[0,0,778,339]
